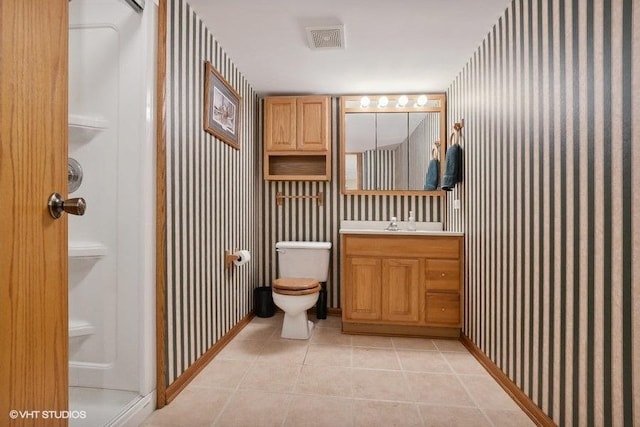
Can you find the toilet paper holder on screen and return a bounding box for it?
[225,249,250,268]
[225,249,238,268]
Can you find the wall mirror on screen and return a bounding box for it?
[340,94,446,195]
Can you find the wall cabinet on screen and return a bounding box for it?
[264,95,330,180]
[341,234,463,338]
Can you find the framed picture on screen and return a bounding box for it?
[203,61,241,150]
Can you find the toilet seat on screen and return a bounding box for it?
[273,278,321,296]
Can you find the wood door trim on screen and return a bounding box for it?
[155,0,168,410]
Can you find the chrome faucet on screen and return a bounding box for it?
[385,216,399,231]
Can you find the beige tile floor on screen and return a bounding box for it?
[142,314,534,427]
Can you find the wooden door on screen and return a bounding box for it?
[381,259,420,323]
[343,257,382,321]
[264,97,297,151]
[297,96,329,151]
[0,1,69,425]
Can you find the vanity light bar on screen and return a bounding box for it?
[358,94,432,109]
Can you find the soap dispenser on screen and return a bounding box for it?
[408,211,416,231]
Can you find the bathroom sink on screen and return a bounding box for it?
[339,220,463,236]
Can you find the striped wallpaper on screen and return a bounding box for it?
[362,149,396,190]
[395,139,409,189]
[164,0,259,386]
[261,98,444,308]
[447,0,639,425]
[407,113,440,190]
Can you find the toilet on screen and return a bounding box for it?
[272,241,332,339]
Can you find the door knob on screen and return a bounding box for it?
[48,192,86,219]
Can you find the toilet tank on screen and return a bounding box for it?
[276,241,332,282]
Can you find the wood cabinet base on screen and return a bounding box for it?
[341,234,464,340]
[342,321,460,338]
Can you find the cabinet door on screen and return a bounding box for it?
[297,96,329,151]
[265,97,297,151]
[344,257,382,321]
[381,259,420,323]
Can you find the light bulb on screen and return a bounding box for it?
[360,96,370,108]
[397,95,408,107]
[378,96,389,108]
[416,95,428,106]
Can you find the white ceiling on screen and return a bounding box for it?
[187,0,512,96]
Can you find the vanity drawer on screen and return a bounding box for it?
[425,294,460,326]
[343,235,460,258]
[425,260,460,292]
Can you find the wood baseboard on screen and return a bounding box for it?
[307,307,342,317]
[164,313,254,405]
[326,308,342,317]
[460,334,556,427]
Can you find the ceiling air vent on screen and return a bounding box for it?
[305,25,345,50]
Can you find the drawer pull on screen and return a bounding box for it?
[441,308,445,312]
[441,273,446,277]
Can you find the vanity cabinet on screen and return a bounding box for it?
[341,233,463,337]
[344,257,421,323]
[264,95,331,180]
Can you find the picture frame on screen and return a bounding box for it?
[203,61,241,150]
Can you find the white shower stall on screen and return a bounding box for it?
[68,0,156,425]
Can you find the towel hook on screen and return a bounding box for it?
[450,121,464,146]
[449,130,461,146]
[431,140,440,160]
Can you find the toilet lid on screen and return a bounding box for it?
[272,277,320,291]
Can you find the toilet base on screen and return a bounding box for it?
[281,313,315,340]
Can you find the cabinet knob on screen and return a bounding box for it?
[441,273,446,277]
[441,308,446,312]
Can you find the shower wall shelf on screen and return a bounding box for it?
[68,114,109,144]
[69,242,108,258]
[69,319,96,338]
